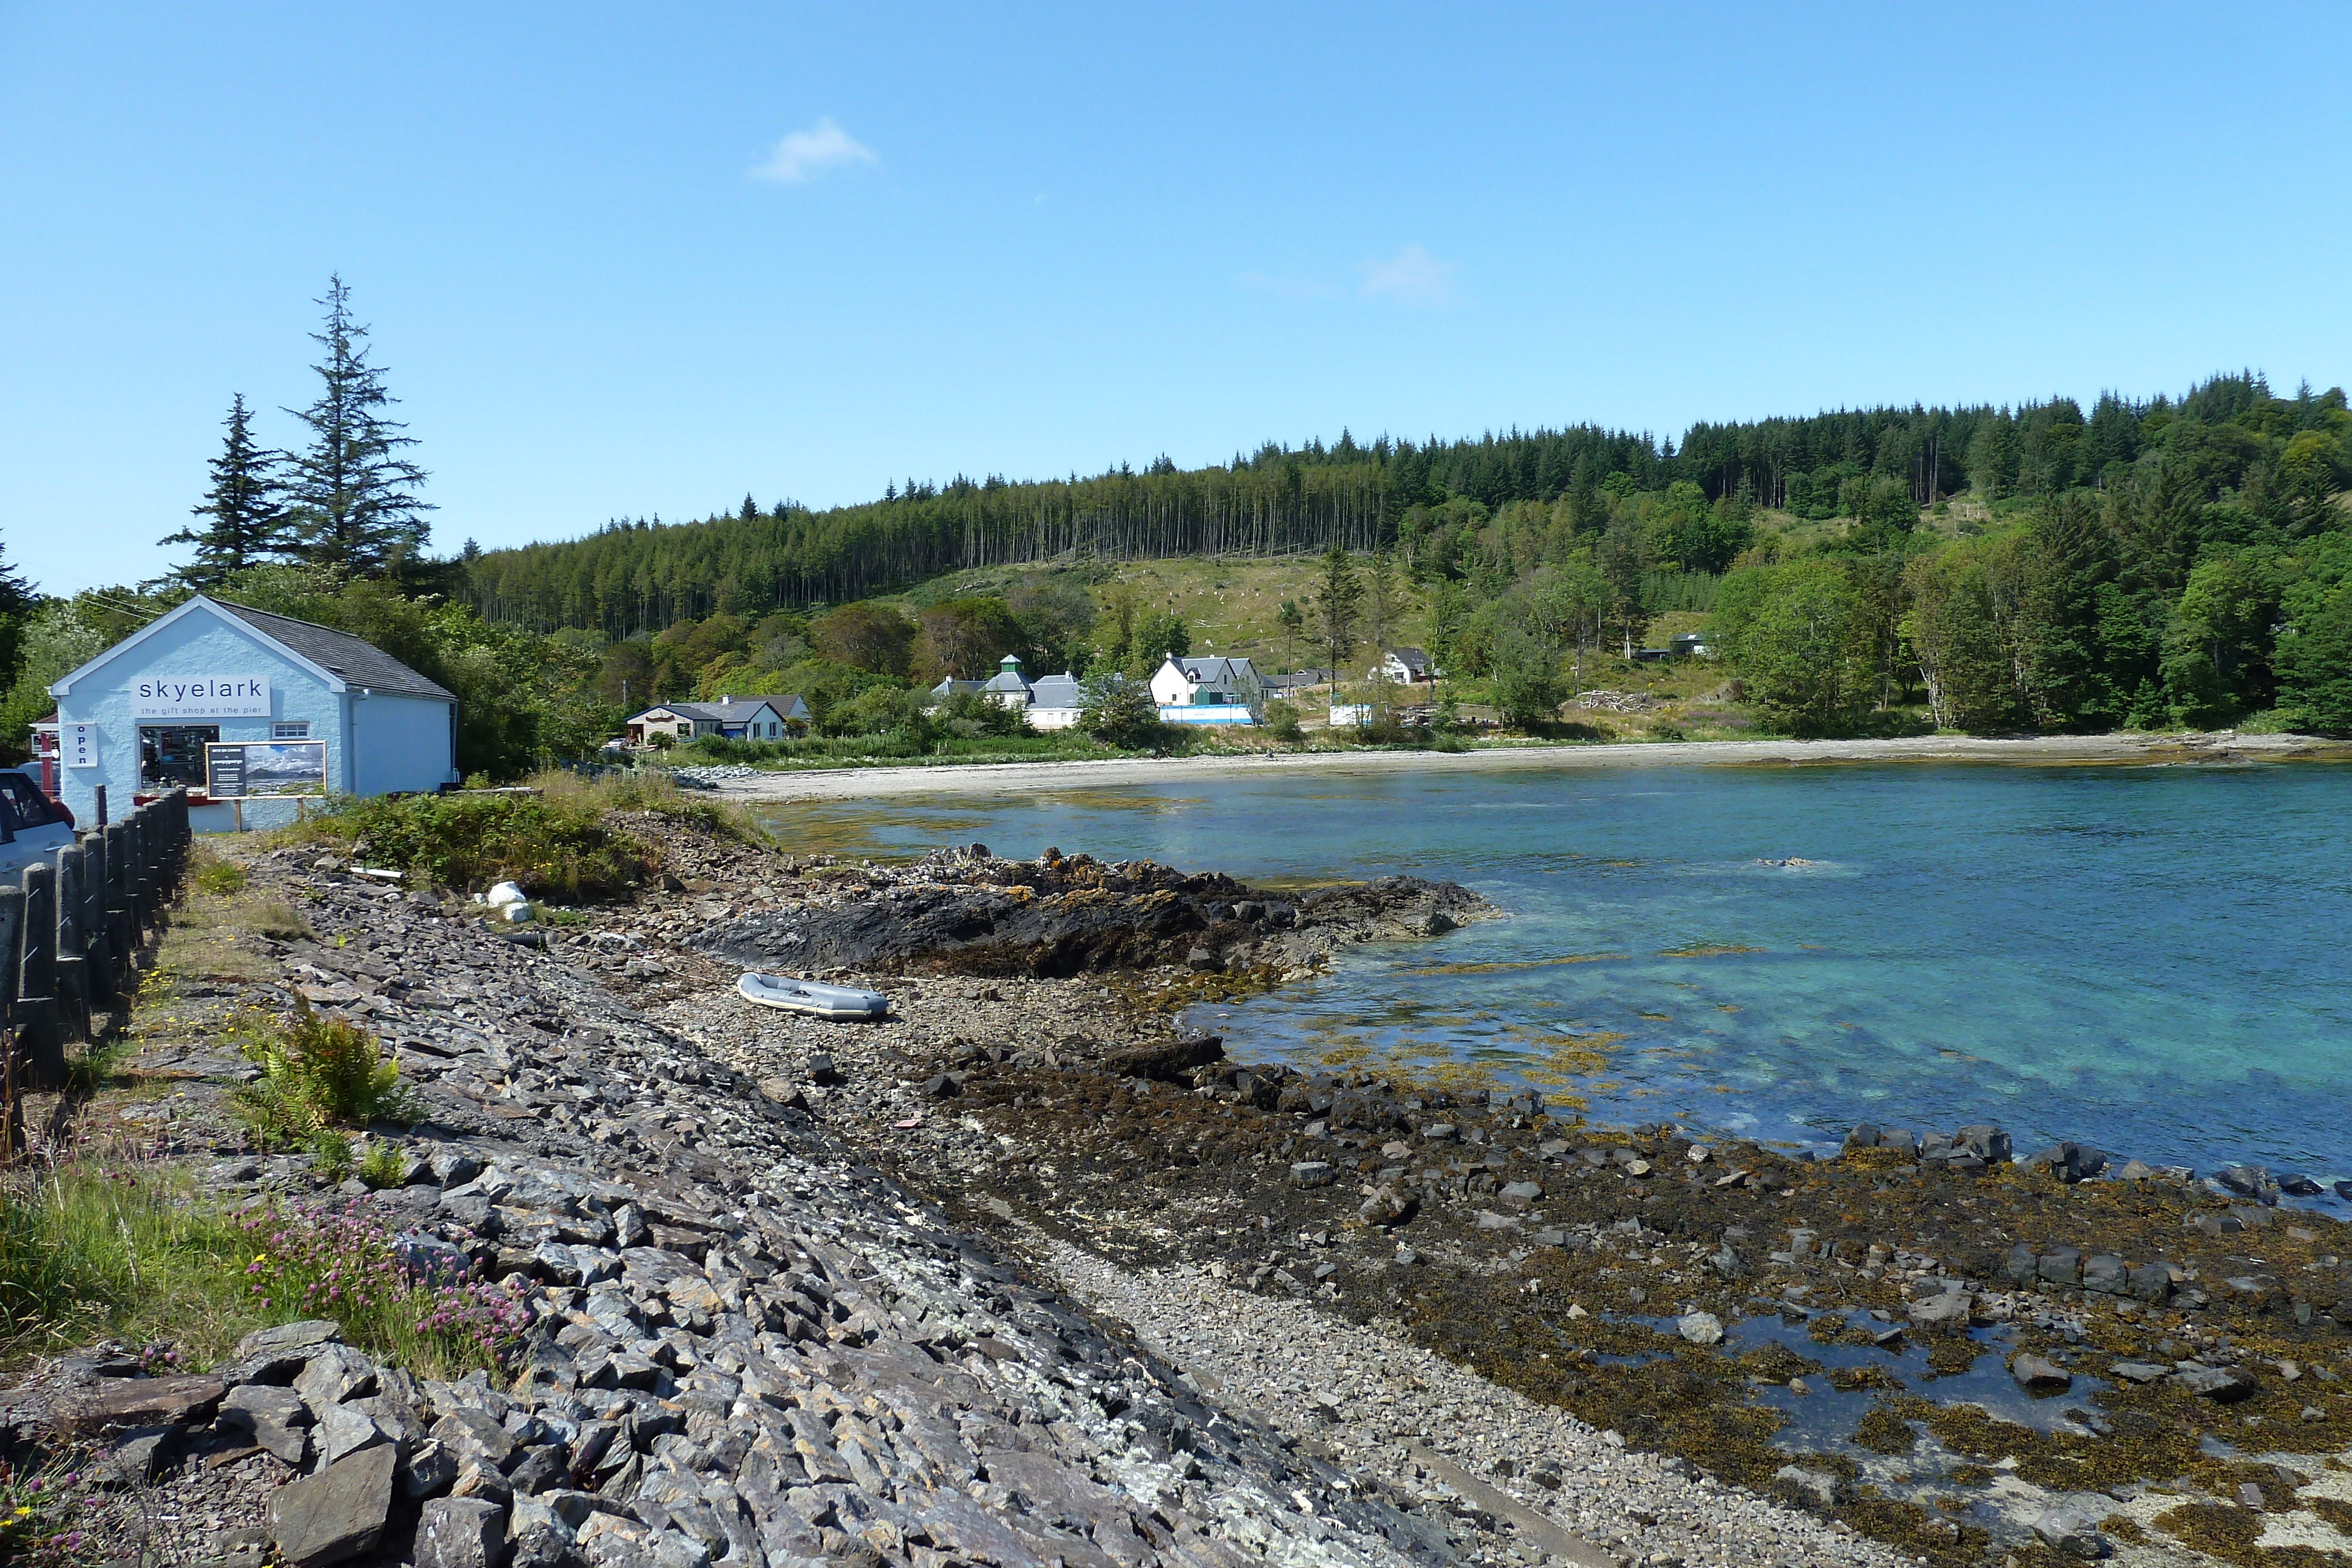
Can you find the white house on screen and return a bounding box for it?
[966,656,1085,731]
[624,695,807,745]
[47,594,457,833]
[1150,654,1263,726]
[1369,647,1435,685]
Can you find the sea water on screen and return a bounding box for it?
[753,758,2352,1179]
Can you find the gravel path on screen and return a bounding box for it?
[1043,1244,1917,1568]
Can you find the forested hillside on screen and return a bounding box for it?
[450,373,2352,740]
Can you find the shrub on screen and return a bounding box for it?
[233,1005,415,1146]
[1262,700,1303,742]
[283,787,652,900]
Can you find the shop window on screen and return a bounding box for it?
[272,720,311,740]
[139,724,218,791]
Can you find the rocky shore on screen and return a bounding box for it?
[18,818,2352,1568]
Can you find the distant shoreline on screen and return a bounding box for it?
[711,728,2348,803]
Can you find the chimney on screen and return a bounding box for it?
[719,694,732,704]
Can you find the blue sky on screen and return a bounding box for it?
[5,4,2351,594]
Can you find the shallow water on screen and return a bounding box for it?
[749,757,2352,1178]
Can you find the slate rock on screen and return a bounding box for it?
[2174,1363,2259,1402]
[1102,1034,1224,1082]
[316,1400,388,1466]
[1356,1186,1415,1227]
[1498,1180,1545,1209]
[60,1374,226,1437]
[236,1318,343,1363]
[294,1345,378,1409]
[2081,1253,2129,1295]
[2038,1247,2082,1285]
[414,1495,507,1568]
[2011,1353,2072,1393]
[2110,1362,2172,1383]
[804,1054,844,1086]
[1676,1312,1724,1346]
[1289,1161,1336,1189]
[1908,1292,1973,1331]
[2031,1505,2112,1559]
[220,1383,315,1467]
[507,1444,570,1496]
[272,1443,397,1567]
[2280,1173,2325,1197]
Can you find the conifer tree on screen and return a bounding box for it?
[162,393,288,586]
[283,276,433,575]
[1312,546,1362,697]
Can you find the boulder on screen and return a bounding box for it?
[220,1383,314,1466]
[271,1443,396,1567]
[2081,1254,2130,1295]
[293,1345,377,1410]
[2010,1353,2072,1393]
[1289,1162,1336,1189]
[1676,1312,1725,1346]
[1102,1034,1224,1082]
[1907,1292,1973,1331]
[2173,1364,2259,1402]
[59,1374,226,1437]
[414,1496,507,1568]
[2031,1506,2112,1560]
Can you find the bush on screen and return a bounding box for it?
[1262,700,1304,743]
[286,788,652,900]
[1078,672,1165,748]
[232,1004,416,1146]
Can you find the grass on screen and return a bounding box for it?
[0,1148,528,1381]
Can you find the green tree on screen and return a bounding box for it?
[1077,671,1162,747]
[1275,598,1305,676]
[1487,627,1562,730]
[810,601,916,675]
[1902,548,2016,731]
[2161,553,2277,727]
[1128,607,1190,676]
[2276,584,2352,733]
[1312,547,1362,696]
[163,394,288,586]
[283,277,433,575]
[1729,559,1873,735]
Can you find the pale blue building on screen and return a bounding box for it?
[48,594,458,833]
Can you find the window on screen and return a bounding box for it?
[0,776,62,832]
[272,720,310,740]
[138,724,218,791]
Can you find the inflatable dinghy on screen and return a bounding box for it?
[736,971,889,1021]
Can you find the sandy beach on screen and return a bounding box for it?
[711,728,2343,803]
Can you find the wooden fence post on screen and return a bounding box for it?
[0,887,23,1156]
[103,821,133,976]
[18,862,60,1091]
[52,844,86,1043]
[77,828,113,1008]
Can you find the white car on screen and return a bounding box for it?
[0,769,76,881]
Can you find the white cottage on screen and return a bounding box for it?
[1150,654,1263,725]
[47,594,457,833]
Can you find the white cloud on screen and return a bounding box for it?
[1359,245,1456,306]
[750,116,878,183]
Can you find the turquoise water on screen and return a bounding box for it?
[756,759,2352,1179]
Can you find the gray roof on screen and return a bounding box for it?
[1029,674,1081,708]
[981,670,1032,696]
[213,599,454,701]
[631,696,801,724]
[1168,654,1262,695]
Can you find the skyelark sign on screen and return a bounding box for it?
[130,676,272,720]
